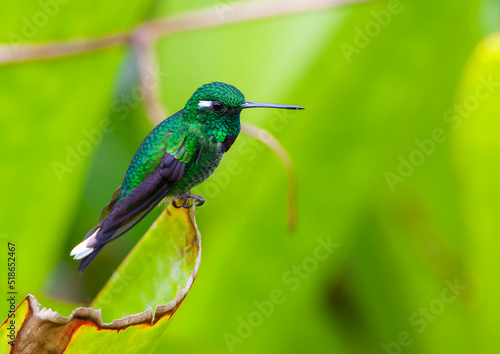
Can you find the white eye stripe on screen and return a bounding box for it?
[198,100,212,108]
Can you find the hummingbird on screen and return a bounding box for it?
[71,82,304,271]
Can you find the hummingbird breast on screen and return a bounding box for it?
[171,135,224,195]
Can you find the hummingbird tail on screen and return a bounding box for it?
[78,246,104,273]
[71,170,176,272]
[70,227,101,260]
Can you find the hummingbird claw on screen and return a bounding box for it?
[173,194,205,209]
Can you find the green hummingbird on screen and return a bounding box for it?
[71,82,304,271]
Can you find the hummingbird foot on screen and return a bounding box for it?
[172,194,205,209]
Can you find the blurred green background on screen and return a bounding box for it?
[2,0,500,352]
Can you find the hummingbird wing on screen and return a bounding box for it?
[72,129,201,272]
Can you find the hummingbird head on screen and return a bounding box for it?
[185,82,245,121]
[185,82,304,123]
[184,82,304,144]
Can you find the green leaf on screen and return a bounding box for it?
[0,204,200,353]
[93,203,201,323]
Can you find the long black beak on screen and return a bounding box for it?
[240,101,304,110]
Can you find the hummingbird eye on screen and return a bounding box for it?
[210,101,226,113]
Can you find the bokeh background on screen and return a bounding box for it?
[2,0,500,352]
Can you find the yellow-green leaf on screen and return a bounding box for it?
[0,204,200,353]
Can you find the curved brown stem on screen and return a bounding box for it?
[241,122,297,231]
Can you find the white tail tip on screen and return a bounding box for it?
[71,228,99,260]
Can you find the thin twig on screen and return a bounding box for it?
[0,0,376,65]
[241,122,297,231]
[145,0,376,39]
[0,32,130,64]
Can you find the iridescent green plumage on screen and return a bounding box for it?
[71,82,303,272]
[119,82,244,200]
